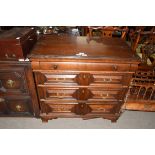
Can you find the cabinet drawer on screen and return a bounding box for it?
[0,96,33,115]
[40,100,118,115]
[38,87,125,101]
[38,62,131,72]
[0,70,28,94]
[35,72,130,86]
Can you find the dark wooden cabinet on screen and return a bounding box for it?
[29,35,139,122]
[0,60,39,117]
[0,27,39,118]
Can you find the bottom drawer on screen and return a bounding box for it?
[40,101,118,115]
[0,97,33,116]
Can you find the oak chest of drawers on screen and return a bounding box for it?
[29,35,139,122]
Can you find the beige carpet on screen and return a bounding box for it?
[0,111,155,129]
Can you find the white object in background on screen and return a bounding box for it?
[18,58,30,62]
[76,52,87,57]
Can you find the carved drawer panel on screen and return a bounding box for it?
[0,70,28,94]
[38,87,126,102]
[0,96,33,115]
[35,72,130,86]
[40,100,118,115]
[38,62,131,72]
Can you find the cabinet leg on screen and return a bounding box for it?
[111,119,117,123]
[111,116,119,123]
[41,118,48,123]
[102,115,120,123]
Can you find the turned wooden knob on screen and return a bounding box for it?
[53,65,58,70]
[112,65,118,71]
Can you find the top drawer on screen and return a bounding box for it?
[32,61,132,72]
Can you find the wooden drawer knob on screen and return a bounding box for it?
[52,65,58,70]
[112,65,118,71]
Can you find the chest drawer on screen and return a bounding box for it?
[0,96,33,116]
[35,72,131,86]
[0,69,28,94]
[35,62,131,72]
[40,100,118,115]
[38,86,126,102]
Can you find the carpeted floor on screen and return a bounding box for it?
[0,111,155,129]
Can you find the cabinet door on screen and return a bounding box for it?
[0,69,28,94]
[0,96,33,116]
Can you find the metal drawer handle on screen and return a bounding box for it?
[7,79,15,88]
[0,98,5,102]
[102,94,109,98]
[16,105,22,111]
[5,53,9,58]
[5,53,16,58]
[104,78,112,82]
[12,54,16,58]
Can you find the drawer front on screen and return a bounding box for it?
[0,69,28,94]
[35,72,131,86]
[40,101,118,115]
[0,96,33,115]
[38,87,126,101]
[38,62,131,72]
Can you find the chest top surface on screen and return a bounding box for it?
[29,35,139,62]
